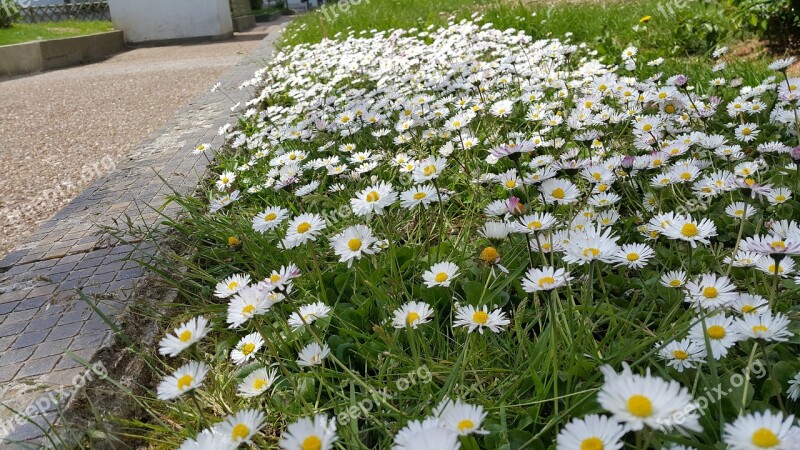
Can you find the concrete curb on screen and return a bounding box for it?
[0,31,125,78]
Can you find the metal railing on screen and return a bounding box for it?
[18,1,109,24]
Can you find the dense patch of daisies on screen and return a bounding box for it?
[158,17,800,450]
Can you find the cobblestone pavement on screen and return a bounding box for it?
[0,19,289,447]
[0,25,278,259]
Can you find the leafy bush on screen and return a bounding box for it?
[250,0,263,10]
[0,0,21,28]
[729,0,800,47]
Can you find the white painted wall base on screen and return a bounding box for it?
[107,0,234,44]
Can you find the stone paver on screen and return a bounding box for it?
[0,18,289,448]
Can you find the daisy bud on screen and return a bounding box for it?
[673,74,688,86]
[791,145,800,161]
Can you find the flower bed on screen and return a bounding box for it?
[149,17,800,450]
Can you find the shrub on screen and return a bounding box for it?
[0,0,21,28]
[729,0,800,48]
[250,0,263,10]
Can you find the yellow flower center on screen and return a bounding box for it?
[771,241,786,251]
[406,311,420,326]
[243,304,255,315]
[231,423,251,441]
[735,209,745,216]
[177,374,194,390]
[742,128,751,135]
[742,305,756,314]
[302,435,322,450]
[681,223,698,237]
[703,287,719,299]
[241,343,256,355]
[366,191,380,203]
[752,325,768,334]
[626,395,653,418]
[669,279,682,287]
[626,253,640,261]
[265,212,277,221]
[253,378,267,390]
[434,272,449,283]
[270,274,281,283]
[538,276,556,287]
[228,236,240,246]
[664,104,675,114]
[505,180,516,189]
[643,124,653,132]
[528,221,543,230]
[583,248,600,258]
[423,165,437,176]
[658,92,667,99]
[775,195,786,202]
[221,177,229,184]
[413,192,427,200]
[480,247,499,264]
[552,188,565,199]
[472,311,489,324]
[348,239,362,251]
[751,428,780,448]
[708,325,726,339]
[673,349,689,360]
[297,222,311,233]
[680,172,692,180]
[580,437,605,450]
[457,419,474,432]
[179,330,193,342]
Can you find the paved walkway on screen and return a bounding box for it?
[0,25,276,259]
[0,19,289,447]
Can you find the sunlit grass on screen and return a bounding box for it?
[0,20,114,46]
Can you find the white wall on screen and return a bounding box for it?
[107,0,233,44]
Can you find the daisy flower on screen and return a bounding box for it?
[422,261,460,288]
[413,156,447,183]
[330,224,378,267]
[283,213,327,249]
[614,243,655,269]
[661,270,687,288]
[297,341,330,367]
[238,367,279,398]
[688,315,740,360]
[231,332,264,365]
[556,414,626,450]
[393,418,460,450]
[734,123,759,142]
[742,234,800,257]
[434,399,489,436]
[662,214,717,247]
[731,293,770,315]
[684,273,738,310]
[597,363,701,432]
[252,206,289,232]
[214,273,251,298]
[453,305,510,334]
[400,184,438,209]
[158,316,210,357]
[515,212,558,233]
[787,373,800,401]
[657,338,706,372]
[539,178,581,204]
[192,143,211,155]
[279,414,338,450]
[259,263,302,292]
[288,302,332,330]
[177,429,234,450]
[157,361,209,400]
[350,182,397,217]
[723,410,800,450]
[734,311,793,342]
[521,266,572,292]
[227,286,270,328]
[755,257,796,277]
[215,171,236,191]
[217,409,265,445]
[392,301,434,329]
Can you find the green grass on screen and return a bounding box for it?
[0,20,113,46]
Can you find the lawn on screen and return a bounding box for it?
[67,0,800,449]
[0,20,114,46]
